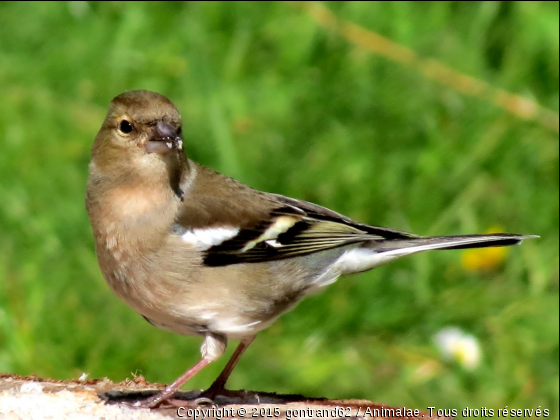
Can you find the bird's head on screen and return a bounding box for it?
[90,90,188,193]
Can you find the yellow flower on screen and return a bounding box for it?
[461,225,508,272]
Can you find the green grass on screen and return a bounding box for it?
[0,1,558,416]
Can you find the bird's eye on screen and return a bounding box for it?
[118,120,133,134]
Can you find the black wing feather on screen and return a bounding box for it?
[203,196,416,266]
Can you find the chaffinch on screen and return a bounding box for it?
[86,90,534,408]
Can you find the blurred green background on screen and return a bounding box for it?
[0,0,558,415]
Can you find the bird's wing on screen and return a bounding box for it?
[174,165,533,267]
[176,192,416,267]
[174,164,417,266]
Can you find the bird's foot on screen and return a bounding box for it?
[131,391,216,409]
[128,385,258,409]
[132,393,166,409]
[164,396,216,409]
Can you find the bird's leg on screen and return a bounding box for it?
[203,336,255,400]
[137,333,227,409]
[138,358,211,408]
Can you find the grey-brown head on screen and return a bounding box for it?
[89,90,188,196]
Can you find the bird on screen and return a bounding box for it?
[86,90,535,408]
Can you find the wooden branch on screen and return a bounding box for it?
[0,373,448,420]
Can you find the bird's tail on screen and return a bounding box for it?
[328,233,537,276]
[370,233,538,257]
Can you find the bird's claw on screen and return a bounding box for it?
[193,396,217,406]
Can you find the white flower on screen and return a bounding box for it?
[434,327,482,370]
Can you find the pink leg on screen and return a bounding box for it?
[138,332,228,408]
[138,357,212,408]
[205,336,255,397]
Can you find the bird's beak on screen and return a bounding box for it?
[145,122,183,154]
